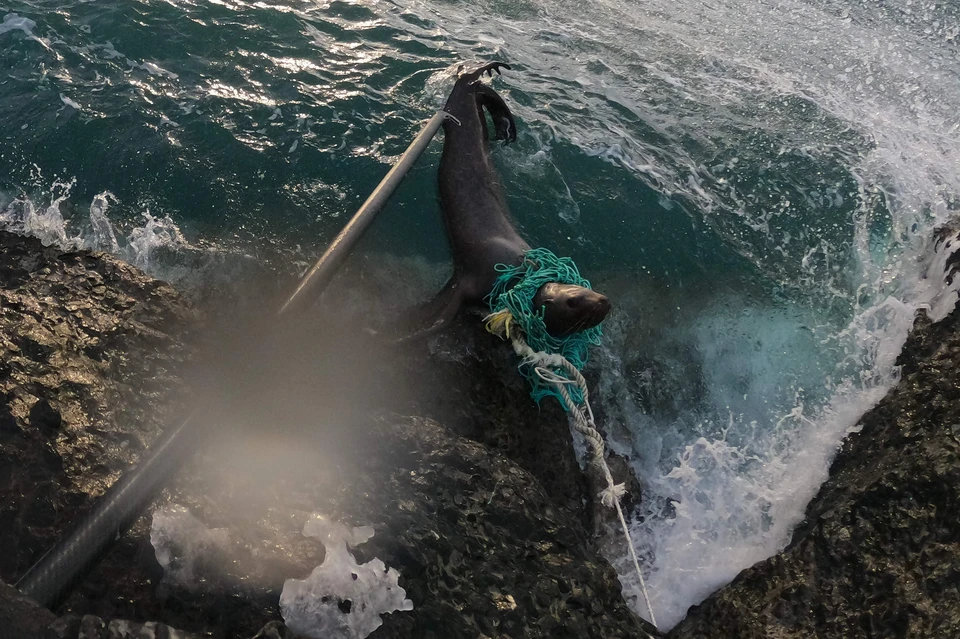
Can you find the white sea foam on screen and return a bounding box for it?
[0,181,212,289]
[150,505,232,590]
[85,191,121,253]
[0,12,50,50]
[591,217,959,626]
[136,60,180,79]
[280,514,413,639]
[0,13,36,38]
[0,179,76,247]
[406,0,960,628]
[59,93,82,111]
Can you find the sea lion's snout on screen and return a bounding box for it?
[535,282,612,337]
[591,292,612,320]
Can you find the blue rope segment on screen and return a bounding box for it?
[486,248,603,406]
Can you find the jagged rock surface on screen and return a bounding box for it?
[0,578,69,639]
[161,415,649,639]
[0,231,199,581]
[669,309,960,638]
[0,578,285,639]
[0,230,651,638]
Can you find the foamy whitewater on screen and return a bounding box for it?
[2,0,959,630]
[0,182,191,272]
[577,0,960,627]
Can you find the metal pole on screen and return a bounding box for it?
[15,413,202,609]
[278,110,448,317]
[15,111,448,610]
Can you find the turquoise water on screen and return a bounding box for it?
[2,0,959,628]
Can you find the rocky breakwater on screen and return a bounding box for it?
[670,305,960,638]
[0,228,654,639]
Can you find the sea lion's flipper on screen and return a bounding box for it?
[476,84,518,144]
[459,61,512,83]
[394,278,464,344]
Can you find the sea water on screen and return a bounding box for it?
[2,0,958,629]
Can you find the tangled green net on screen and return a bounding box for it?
[485,248,604,406]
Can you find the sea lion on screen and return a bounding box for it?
[403,62,610,340]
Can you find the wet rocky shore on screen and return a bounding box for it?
[1,229,958,638]
[0,230,651,638]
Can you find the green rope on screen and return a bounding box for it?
[486,248,603,406]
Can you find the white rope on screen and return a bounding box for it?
[507,332,659,630]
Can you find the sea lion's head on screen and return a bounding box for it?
[534,282,611,337]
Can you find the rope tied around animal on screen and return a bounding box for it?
[483,250,658,628]
[485,247,602,406]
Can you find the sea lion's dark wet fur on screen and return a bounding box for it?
[403,62,610,340]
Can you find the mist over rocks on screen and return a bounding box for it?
[0,230,655,638]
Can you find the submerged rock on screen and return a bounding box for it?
[669,308,960,638]
[0,230,652,637]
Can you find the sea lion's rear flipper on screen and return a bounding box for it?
[476,84,518,144]
[459,61,511,83]
[394,277,464,344]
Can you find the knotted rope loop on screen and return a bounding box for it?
[487,319,658,629]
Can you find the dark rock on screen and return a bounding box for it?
[0,403,20,440]
[669,308,960,638]
[0,231,199,584]
[250,621,297,639]
[0,230,652,638]
[48,614,82,639]
[0,579,68,638]
[120,409,649,638]
[78,615,106,639]
[71,612,204,639]
[104,618,202,639]
[30,398,63,430]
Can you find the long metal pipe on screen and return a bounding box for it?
[278,110,448,317]
[15,111,448,610]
